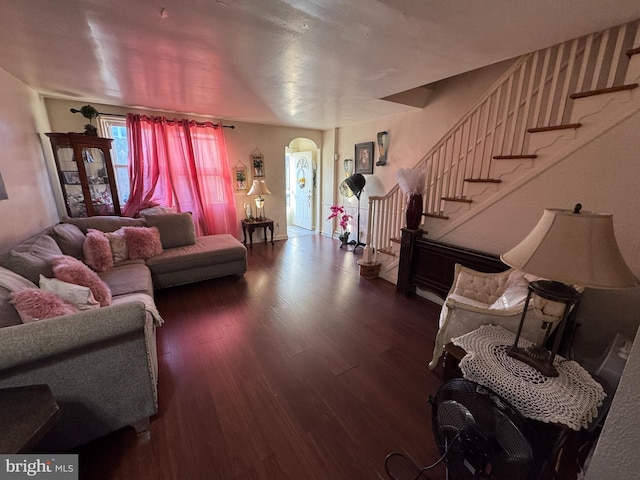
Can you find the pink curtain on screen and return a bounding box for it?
[123,114,238,237]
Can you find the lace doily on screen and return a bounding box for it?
[452,325,605,430]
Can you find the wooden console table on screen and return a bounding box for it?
[242,218,274,248]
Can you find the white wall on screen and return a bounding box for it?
[321,128,338,237]
[0,68,58,252]
[586,324,640,479]
[43,98,323,242]
[326,59,514,242]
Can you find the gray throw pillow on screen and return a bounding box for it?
[143,212,196,249]
[48,223,86,260]
[8,234,63,284]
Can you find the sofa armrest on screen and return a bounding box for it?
[0,302,148,371]
[0,301,157,451]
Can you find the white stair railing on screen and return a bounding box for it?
[368,19,639,254]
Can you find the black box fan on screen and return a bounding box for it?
[430,378,554,480]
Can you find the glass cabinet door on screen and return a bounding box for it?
[82,147,116,216]
[57,145,87,217]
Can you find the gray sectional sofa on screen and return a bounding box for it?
[0,212,247,451]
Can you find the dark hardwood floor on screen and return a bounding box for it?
[75,234,448,480]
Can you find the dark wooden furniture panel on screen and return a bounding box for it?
[0,384,59,453]
[396,228,508,298]
[46,133,121,217]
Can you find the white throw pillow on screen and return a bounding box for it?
[104,228,129,263]
[489,283,529,310]
[39,275,100,311]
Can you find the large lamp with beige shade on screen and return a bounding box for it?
[500,204,638,377]
[247,179,272,220]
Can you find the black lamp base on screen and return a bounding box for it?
[507,280,582,377]
[507,344,559,377]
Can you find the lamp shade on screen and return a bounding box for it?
[246,180,272,196]
[339,173,366,199]
[501,208,638,289]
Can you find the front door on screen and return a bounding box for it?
[292,151,313,230]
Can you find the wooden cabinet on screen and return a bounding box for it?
[46,133,121,217]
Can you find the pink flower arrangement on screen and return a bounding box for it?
[327,205,353,234]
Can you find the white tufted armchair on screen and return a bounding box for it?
[428,264,566,370]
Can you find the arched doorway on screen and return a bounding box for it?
[285,138,319,237]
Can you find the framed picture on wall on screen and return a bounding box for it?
[354,142,374,175]
[234,163,249,192]
[251,150,264,177]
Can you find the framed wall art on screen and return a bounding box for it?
[354,142,374,175]
[251,149,264,178]
[234,162,249,192]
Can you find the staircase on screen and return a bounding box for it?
[368,19,640,284]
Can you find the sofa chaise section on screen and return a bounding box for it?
[146,234,247,288]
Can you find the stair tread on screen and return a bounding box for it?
[493,154,538,159]
[527,123,582,133]
[464,178,502,183]
[424,212,450,219]
[377,248,396,257]
[569,83,638,99]
[442,197,473,203]
[626,46,640,58]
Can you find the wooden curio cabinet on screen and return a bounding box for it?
[46,133,121,217]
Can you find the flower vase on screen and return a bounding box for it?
[406,193,423,230]
[338,232,350,248]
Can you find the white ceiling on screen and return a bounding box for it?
[1,1,640,130]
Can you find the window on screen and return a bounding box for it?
[98,116,130,206]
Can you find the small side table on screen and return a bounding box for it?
[451,325,605,431]
[242,218,274,248]
[0,384,60,453]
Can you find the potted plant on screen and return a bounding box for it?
[327,205,353,248]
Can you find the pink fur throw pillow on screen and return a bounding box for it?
[10,288,79,323]
[51,255,112,307]
[123,226,163,260]
[83,229,114,272]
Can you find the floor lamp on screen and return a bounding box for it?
[339,174,366,254]
[501,204,638,376]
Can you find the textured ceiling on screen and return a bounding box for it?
[1,1,639,130]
